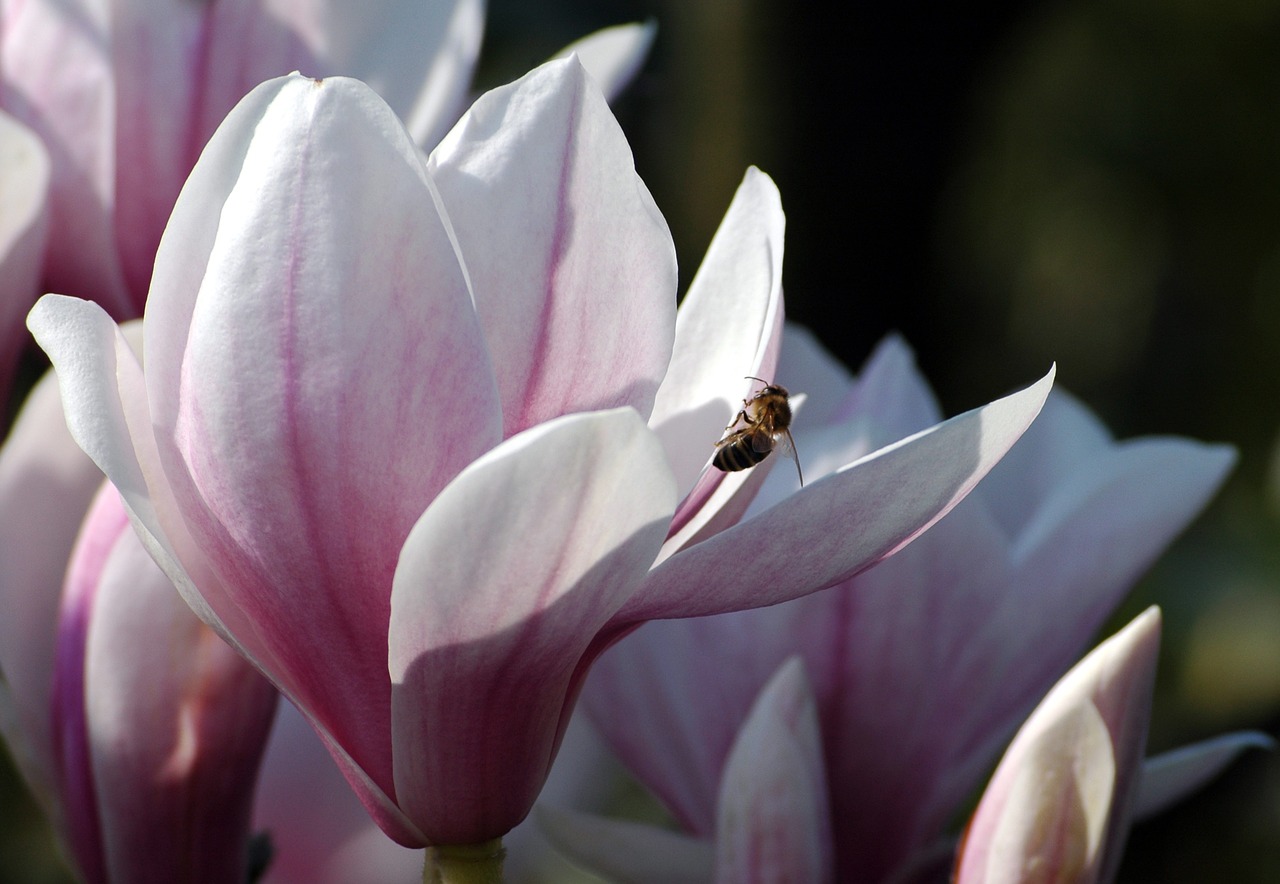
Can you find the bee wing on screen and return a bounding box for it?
[750,431,776,455]
[769,429,793,458]
[775,429,804,486]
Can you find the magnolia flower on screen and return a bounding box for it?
[0,0,653,383]
[0,108,49,399]
[1,379,593,884]
[28,60,1052,860]
[548,614,1268,883]
[953,608,1272,884]
[0,371,277,883]
[562,329,1247,882]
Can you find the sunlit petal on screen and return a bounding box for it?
[955,608,1161,884]
[623,367,1054,621]
[650,167,786,497]
[390,408,675,843]
[430,57,676,437]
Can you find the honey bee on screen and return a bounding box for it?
[712,377,804,486]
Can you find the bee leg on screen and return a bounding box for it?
[723,409,752,433]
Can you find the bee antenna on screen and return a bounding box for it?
[744,375,769,385]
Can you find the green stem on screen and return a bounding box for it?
[422,839,505,884]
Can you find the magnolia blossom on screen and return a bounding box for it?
[953,609,1165,883]
[0,0,653,392]
[0,108,49,399]
[953,608,1272,884]
[0,371,277,883]
[1,376,598,883]
[550,616,1267,884]
[28,60,1052,851]
[557,328,1251,882]
[0,0,476,317]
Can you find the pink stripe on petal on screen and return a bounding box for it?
[715,659,834,884]
[49,485,131,884]
[389,408,675,843]
[430,57,677,437]
[143,76,501,800]
[85,492,276,884]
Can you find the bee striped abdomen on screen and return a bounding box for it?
[713,435,773,472]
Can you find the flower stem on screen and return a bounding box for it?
[422,839,505,884]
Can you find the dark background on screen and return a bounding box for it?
[4,0,1280,880]
[480,0,1280,879]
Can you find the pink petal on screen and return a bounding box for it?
[253,700,422,884]
[0,371,104,824]
[715,658,834,884]
[828,334,942,438]
[142,74,501,801]
[538,805,714,884]
[429,57,677,438]
[790,503,1016,881]
[971,433,1234,728]
[555,21,658,102]
[51,483,126,883]
[620,366,1055,622]
[576,362,1235,882]
[107,0,212,303]
[157,0,487,152]
[27,297,216,634]
[774,325,854,430]
[504,714,621,881]
[291,0,487,150]
[1,0,130,313]
[808,430,1227,879]
[659,456,778,564]
[83,489,277,884]
[389,408,676,843]
[973,390,1114,533]
[0,109,49,398]
[584,615,747,834]
[649,167,786,498]
[955,608,1162,884]
[1134,731,1274,821]
[111,0,486,302]
[590,488,1011,881]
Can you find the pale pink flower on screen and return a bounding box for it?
[565,329,1250,882]
[27,61,1051,848]
[0,0,653,386]
[549,618,1266,883]
[0,370,277,883]
[952,608,1272,884]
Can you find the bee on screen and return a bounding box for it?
[712,377,804,486]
